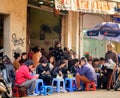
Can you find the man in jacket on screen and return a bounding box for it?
[76,57,97,91]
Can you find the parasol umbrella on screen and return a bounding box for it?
[86,22,120,42]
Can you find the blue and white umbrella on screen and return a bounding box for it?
[86,22,120,42]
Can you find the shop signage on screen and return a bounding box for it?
[55,0,117,14]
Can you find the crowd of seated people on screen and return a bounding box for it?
[0,42,120,97]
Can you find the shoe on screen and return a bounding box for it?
[61,89,67,93]
[53,86,56,89]
[60,86,63,89]
[107,88,110,91]
[28,93,39,96]
[77,88,82,91]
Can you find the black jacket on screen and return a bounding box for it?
[53,47,64,61]
[36,64,50,75]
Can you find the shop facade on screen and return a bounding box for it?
[0,0,120,60]
[55,0,120,58]
[0,0,80,59]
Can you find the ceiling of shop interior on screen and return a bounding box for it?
[28,0,68,15]
[28,0,54,8]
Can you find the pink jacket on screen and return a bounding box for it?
[15,64,34,84]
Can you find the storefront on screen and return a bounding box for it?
[82,14,110,58]
[0,0,79,59]
[27,0,80,55]
[0,0,120,59]
[27,1,63,54]
[55,0,120,58]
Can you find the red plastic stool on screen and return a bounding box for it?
[12,86,19,97]
[85,82,96,91]
[12,85,27,97]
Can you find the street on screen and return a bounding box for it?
[25,90,120,98]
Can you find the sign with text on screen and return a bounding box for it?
[55,0,117,14]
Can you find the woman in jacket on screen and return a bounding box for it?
[15,59,39,96]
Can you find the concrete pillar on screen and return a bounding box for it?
[62,11,80,58]
[62,11,72,49]
[71,12,80,58]
[67,11,72,49]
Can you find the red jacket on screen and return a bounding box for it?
[15,64,34,84]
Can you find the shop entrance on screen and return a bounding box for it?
[27,1,63,54]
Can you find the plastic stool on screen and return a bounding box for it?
[65,77,77,92]
[12,85,19,97]
[52,78,65,92]
[35,79,44,94]
[86,82,96,91]
[12,85,27,97]
[40,86,53,96]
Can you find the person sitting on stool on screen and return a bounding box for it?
[76,57,97,91]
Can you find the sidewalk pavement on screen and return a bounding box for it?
[24,89,120,98]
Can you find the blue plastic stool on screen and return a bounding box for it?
[35,79,44,94]
[65,77,77,92]
[52,78,65,92]
[40,86,53,96]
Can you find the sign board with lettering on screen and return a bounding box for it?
[55,0,117,14]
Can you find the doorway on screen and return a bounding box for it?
[27,5,62,54]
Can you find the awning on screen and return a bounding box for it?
[55,0,117,14]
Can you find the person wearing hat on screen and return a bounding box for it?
[105,43,118,90]
[15,59,39,96]
[76,57,97,91]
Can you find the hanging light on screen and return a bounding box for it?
[38,0,44,5]
[49,0,54,7]
[50,0,54,3]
